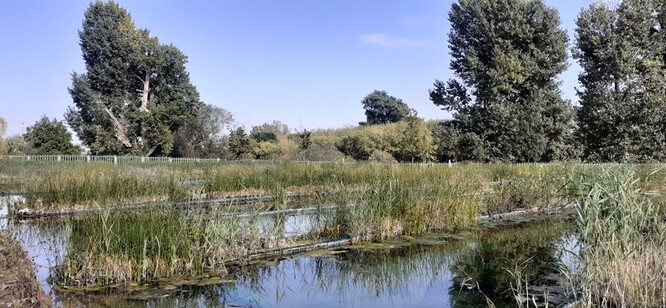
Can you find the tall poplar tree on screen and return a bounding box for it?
[430,0,575,162]
[66,1,203,156]
[574,0,666,162]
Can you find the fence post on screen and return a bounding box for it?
[27,155,31,161]
[113,156,117,165]
[141,156,145,163]
[57,155,61,162]
[86,155,90,163]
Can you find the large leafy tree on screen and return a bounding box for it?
[24,116,80,155]
[360,90,411,125]
[574,0,666,162]
[391,116,435,163]
[228,127,252,159]
[430,0,575,162]
[172,104,234,158]
[66,1,203,156]
[250,121,290,143]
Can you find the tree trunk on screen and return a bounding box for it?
[102,107,132,148]
[146,144,158,157]
[140,71,150,112]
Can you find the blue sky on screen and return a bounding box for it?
[0,0,588,138]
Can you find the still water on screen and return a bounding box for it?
[1,202,576,307]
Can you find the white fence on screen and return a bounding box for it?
[0,155,461,167]
[0,155,354,165]
[3,155,649,167]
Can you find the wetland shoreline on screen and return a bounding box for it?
[0,232,51,307]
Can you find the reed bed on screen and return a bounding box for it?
[1,161,583,291]
[573,168,666,307]
[320,178,482,241]
[53,208,317,289]
[0,161,572,214]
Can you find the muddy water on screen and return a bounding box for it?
[1,207,577,308]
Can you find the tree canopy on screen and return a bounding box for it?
[228,127,252,159]
[172,104,233,158]
[23,116,79,155]
[360,90,411,125]
[66,1,203,156]
[574,0,666,162]
[430,0,575,162]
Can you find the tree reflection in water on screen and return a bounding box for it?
[450,221,574,307]
[47,220,573,307]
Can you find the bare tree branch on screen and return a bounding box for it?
[140,71,150,112]
[101,105,132,148]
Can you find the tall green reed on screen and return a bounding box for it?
[572,168,666,307]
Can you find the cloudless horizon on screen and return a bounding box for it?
[1,0,588,140]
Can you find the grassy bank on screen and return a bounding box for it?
[7,161,666,303]
[573,168,666,307]
[0,232,51,307]
[52,183,479,289]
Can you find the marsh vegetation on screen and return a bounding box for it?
[1,161,665,307]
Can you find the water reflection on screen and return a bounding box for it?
[4,208,575,307]
[7,219,70,294]
[227,243,463,307]
[0,194,26,228]
[450,222,575,307]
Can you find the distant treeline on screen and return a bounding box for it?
[2,0,666,163]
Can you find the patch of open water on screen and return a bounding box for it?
[0,194,26,228]
[4,207,578,307]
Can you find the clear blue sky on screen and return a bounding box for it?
[0,0,587,139]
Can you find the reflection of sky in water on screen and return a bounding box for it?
[557,233,580,275]
[3,209,575,308]
[141,246,460,308]
[255,213,318,238]
[229,256,456,308]
[8,221,70,294]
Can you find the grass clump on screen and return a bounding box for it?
[53,208,298,289]
[321,171,483,241]
[573,168,666,307]
[1,161,574,215]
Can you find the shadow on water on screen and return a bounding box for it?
[1,201,576,307]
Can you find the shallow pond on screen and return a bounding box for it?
[1,206,577,307]
[0,194,24,226]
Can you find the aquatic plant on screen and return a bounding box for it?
[573,168,666,307]
[0,160,574,214]
[52,207,317,288]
